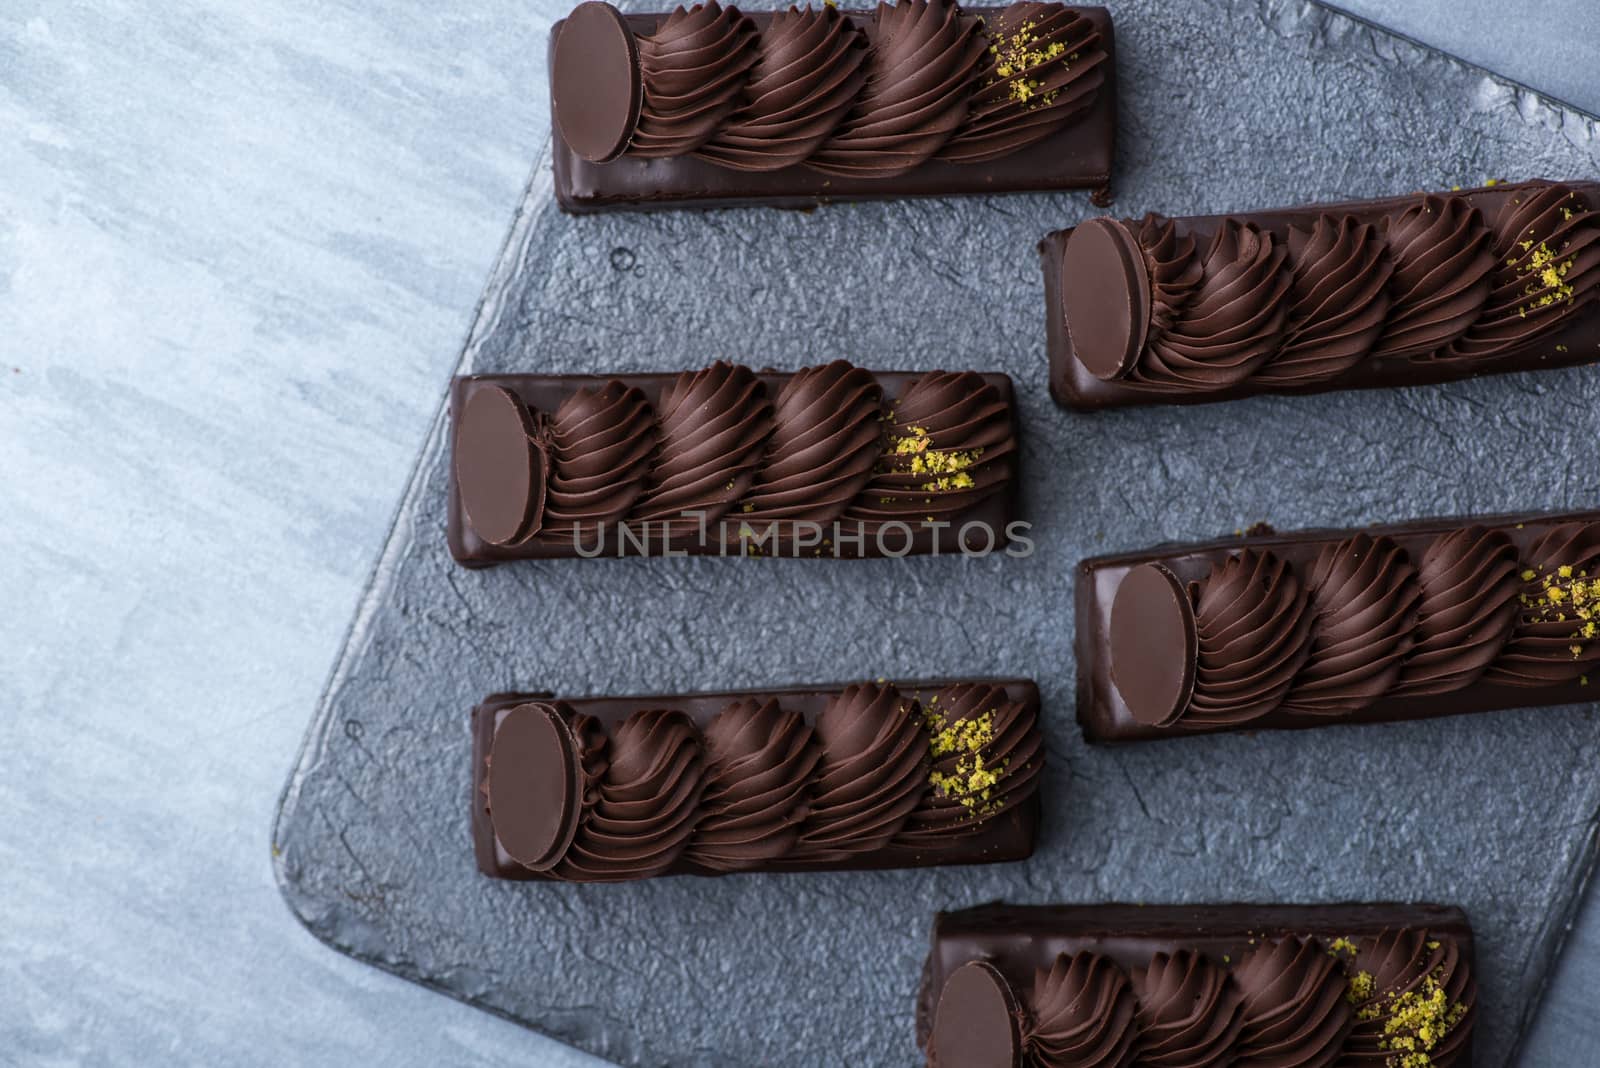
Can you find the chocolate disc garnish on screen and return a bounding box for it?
[930,961,1022,1068]
[1110,563,1198,727]
[552,2,643,163]
[455,385,547,546]
[1060,217,1152,381]
[487,703,583,872]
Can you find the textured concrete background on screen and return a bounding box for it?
[1329,0,1599,116]
[1,1,1596,1066]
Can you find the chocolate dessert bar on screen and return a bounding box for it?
[1076,510,1600,742]
[472,679,1042,880]
[1042,180,1600,409]
[549,0,1116,211]
[448,363,1023,565]
[918,902,1476,1067]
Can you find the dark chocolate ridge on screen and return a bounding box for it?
[629,2,760,160]
[1131,948,1244,1067]
[448,369,1020,566]
[1075,509,1600,742]
[917,903,1475,1067]
[697,5,870,172]
[470,678,1042,880]
[807,0,988,179]
[1043,181,1600,410]
[1024,949,1138,1068]
[551,5,1116,212]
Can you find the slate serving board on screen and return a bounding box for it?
[273,1,1600,1064]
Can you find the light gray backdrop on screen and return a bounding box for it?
[1,1,1594,1065]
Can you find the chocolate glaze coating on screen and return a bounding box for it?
[631,2,760,158]
[683,698,820,871]
[449,367,1020,565]
[738,359,884,530]
[538,380,658,541]
[471,679,1042,881]
[1231,937,1351,1068]
[1025,951,1138,1068]
[1392,526,1521,697]
[697,5,869,172]
[1184,549,1313,728]
[809,0,987,178]
[1281,533,1420,716]
[1077,509,1600,742]
[1044,181,1600,410]
[1125,220,1293,393]
[917,903,1476,1068]
[1132,949,1244,1067]
[629,360,775,536]
[551,4,1116,211]
[795,681,929,861]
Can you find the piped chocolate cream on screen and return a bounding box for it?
[1044,181,1600,409]
[472,679,1043,881]
[918,903,1476,1068]
[448,364,1020,565]
[1077,509,1600,742]
[549,1,1116,210]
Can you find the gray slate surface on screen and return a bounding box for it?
[1327,0,1600,117]
[272,1,1600,1065]
[5,1,1598,1066]
[2,3,603,1065]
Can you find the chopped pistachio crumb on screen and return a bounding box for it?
[884,425,982,492]
[1348,969,1470,1067]
[1518,560,1598,660]
[987,18,1072,109]
[923,706,1008,819]
[1507,239,1578,318]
